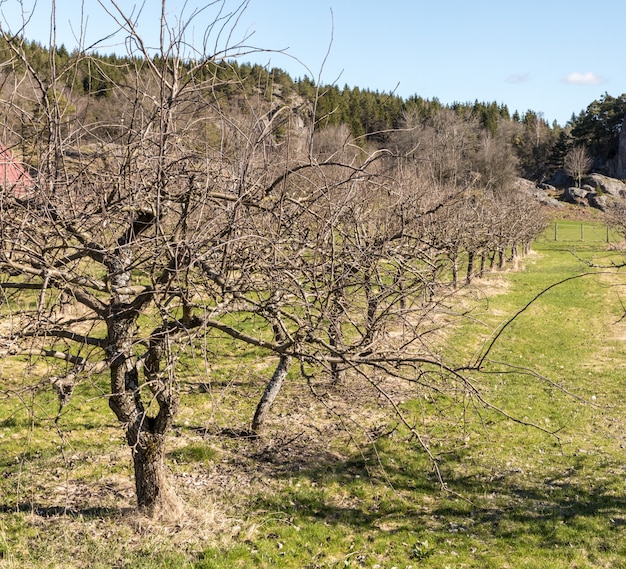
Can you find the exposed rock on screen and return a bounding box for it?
[583,173,626,198]
[534,194,565,208]
[563,187,590,203]
[546,170,570,188]
[516,172,626,212]
[538,182,556,192]
[588,193,609,211]
[514,177,564,208]
[514,177,537,192]
[616,115,626,179]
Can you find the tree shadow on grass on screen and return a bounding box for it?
[247,439,626,552]
[0,502,125,519]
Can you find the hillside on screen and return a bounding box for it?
[2,38,625,187]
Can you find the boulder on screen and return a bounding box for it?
[514,177,564,208]
[514,177,537,191]
[563,186,590,203]
[534,194,565,208]
[583,173,626,198]
[538,182,556,192]
[588,193,609,211]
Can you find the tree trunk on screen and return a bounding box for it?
[363,267,378,347]
[251,354,292,435]
[328,292,345,384]
[394,267,406,310]
[128,426,181,517]
[466,250,475,285]
[479,252,487,277]
[451,254,459,288]
[105,253,180,516]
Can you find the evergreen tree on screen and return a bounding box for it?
[546,129,573,177]
[570,92,626,164]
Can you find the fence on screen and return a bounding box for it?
[549,221,621,243]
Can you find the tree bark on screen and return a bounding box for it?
[251,354,292,435]
[328,291,345,384]
[128,425,181,516]
[479,252,487,277]
[104,245,181,516]
[363,267,378,347]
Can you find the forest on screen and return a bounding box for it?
[4,36,626,184]
[2,4,626,568]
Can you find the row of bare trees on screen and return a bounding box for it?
[0,1,546,515]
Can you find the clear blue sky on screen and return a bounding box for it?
[2,0,625,126]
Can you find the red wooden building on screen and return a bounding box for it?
[0,145,35,199]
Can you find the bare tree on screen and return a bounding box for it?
[0,0,282,516]
[564,145,593,188]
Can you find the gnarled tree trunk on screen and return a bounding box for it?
[128,426,180,516]
[104,243,182,516]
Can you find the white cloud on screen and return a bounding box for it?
[506,73,529,84]
[562,72,606,85]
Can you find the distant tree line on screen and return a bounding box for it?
[2,37,624,183]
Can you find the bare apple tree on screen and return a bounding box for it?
[0,0,293,515]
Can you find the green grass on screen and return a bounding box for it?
[4,221,626,568]
[549,219,619,242]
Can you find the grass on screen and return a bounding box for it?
[549,219,619,243]
[3,221,626,567]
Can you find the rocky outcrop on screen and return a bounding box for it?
[514,174,626,212]
[583,173,626,198]
[563,186,590,204]
[615,115,626,179]
[548,174,626,211]
[515,177,564,208]
[534,193,565,208]
[589,193,609,210]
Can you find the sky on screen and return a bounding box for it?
[1,0,625,126]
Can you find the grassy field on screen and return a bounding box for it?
[3,222,626,568]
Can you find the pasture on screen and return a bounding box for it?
[2,221,626,568]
